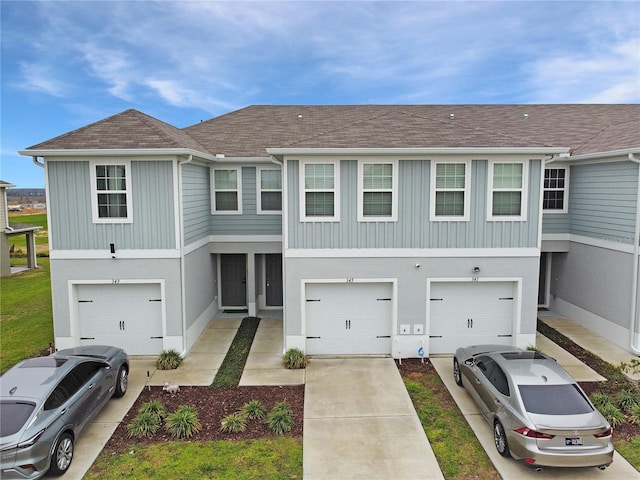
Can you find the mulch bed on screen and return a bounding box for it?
[104,385,304,453]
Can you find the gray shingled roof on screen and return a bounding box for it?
[28,109,211,154]
[26,105,639,157]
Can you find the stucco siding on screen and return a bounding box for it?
[49,257,182,337]
[209,166,282,236]
[287,158,542,249]
[569,162,638,244]
[47,160,176,250]
[550,243,632,329]
[184,243,217,330]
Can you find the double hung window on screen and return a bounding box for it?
[543,167,568,213]
[302,162,338,221]
[359,162,397,221]
[489,161,527,220]
[212,168,242,214]
[90,161,132,223]
[431,161,470,221]
[257,168,282,213]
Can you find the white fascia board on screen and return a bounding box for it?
[211,157,273,164]
[18,148,218,161]
[267,147,570,156]
[50,249,181,259]
[549,148,640,165]
[285,247,540,258]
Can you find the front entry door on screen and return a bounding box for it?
[265,254,283,307]
[221,254,246,307]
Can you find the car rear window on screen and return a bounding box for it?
[519,384,593,415]
[0,401,36,436]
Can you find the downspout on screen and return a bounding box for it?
[32,156,45,168]
[628,153,640,355]
[177,154,193,357]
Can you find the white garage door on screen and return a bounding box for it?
[306,283,392,355]
[429,281,514,355]
[78,283,163,355]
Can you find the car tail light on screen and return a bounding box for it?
[17,429,45,448]
[515,427,554,439]
[594,427,613,438]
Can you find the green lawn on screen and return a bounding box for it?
[84,438,302,480]
[0,258,53,373]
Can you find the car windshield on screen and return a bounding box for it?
[0,401,36,436]
[519,384,594,415]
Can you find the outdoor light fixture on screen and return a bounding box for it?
[110,243,116,258]
[472,266,480,274]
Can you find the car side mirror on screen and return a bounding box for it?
[465,358,474,366]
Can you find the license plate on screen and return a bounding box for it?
[565,437,583,446]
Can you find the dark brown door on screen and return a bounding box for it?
[221,254,246,306]
[265,254,283,307]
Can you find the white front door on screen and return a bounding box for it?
[305,282,392,355]
[78,283,164,355]
[429,281,515,354]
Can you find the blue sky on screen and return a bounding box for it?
[2,1,639,188]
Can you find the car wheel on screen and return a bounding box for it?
[453,358,463,387]
[113,365,128,398]
[50,432,73,476]
[494,420,510,457]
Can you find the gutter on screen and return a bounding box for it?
[628,153,640,355]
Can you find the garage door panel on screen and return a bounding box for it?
[306,283,392,355]
[78,284,163,355]
[429,281,514,355]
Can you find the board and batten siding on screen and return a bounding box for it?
[286,158,542,249]
[209,166,282,236]
[182,163,211,245]
[47,160,176,250]
[569,162,638,244]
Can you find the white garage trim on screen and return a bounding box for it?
[301,278,397,355]
[426,277,522,355]
[67,279,167,354]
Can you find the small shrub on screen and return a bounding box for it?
[157,349,183,370]
[127,411,162,438]
[282,348,308,369]
[598,403,626,428]
[220,412,247,433]
[628,403,640,425]
[138,399,168,419]
[165,405,201,439]
[266,402,293,435]
[590,392,614,409]
[615,389,640,412]
[241,400,267,420]
[526,345,540,352]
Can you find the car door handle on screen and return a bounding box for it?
[59,408,67,416]
[88,383,94,390]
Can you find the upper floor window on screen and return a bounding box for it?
[489,161,528,221]
[358,161,397,221]
[543,167,568,213]
[212,168,242,214]
[301,162,339,221]
[90,161,132,223]
[257,168,282,214]
[430,161,470,221]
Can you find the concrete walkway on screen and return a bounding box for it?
[303,357,444,480]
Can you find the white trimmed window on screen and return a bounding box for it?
[257,168,282,214]
[430,161,470,221]
[488,161,528,220]
[543,167,568,213]
[301,161,339,221]
[358,161,397,221]
[212,167,242,214]
[90,161,132,223]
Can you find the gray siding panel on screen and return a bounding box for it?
[569,162,638,244]
[210,166,282,236]
[182,163,211,244]
[48,161,176,250]
[184,244,217,330]
[287,158,541,249]
[542,214,569,234]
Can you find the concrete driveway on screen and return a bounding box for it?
[304,357,444,480]
[431,357,640,479]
